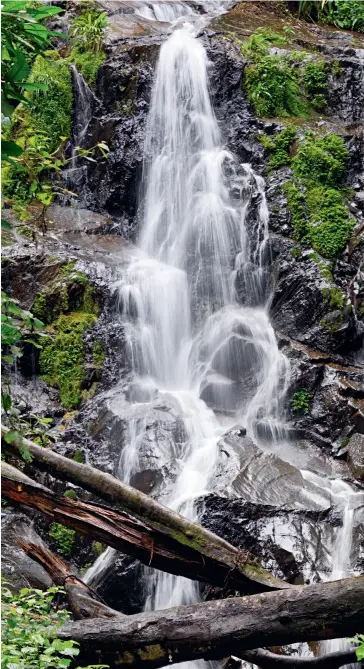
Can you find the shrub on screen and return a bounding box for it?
[291,133,348,187]
[291,390,310,415]
[49,523,76,557]
[2,584,109,669]
[245,54,307,118]
[261,126,296,169]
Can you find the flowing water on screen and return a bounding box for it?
[83,4,362,666]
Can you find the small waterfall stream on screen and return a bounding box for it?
[82,3,363,666]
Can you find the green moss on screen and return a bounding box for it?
[64,489,77,500]
[12,52,72,154]
[320,287,351,332]
[302,59,328,112]
[341,436,350,448]
[244,54,307,118]
[92,541,105,556]
[291,246,302,259]
[93,340,105,366]
[283,182,309,241]
[17,225,33,238]
[69,46,105,87]
[40,312,97,409]
[260,126,296,170]
[308,252,333,280]
[73,449,84,463]
[33,264,97,324]
[49,523,76,557]
[306,187,355,259]
[291,133,349,188]
[284,133,353,260]
[291,390,310,415]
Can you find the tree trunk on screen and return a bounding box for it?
[18,540,122,620]
[2,427,289,593]
[56,576,364,669]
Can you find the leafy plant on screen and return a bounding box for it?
[260,126,296,170]
[49,523,76,557]
[1,583,109,669]
[350,634,364,661]
[291,389,311,415]
[296,0,364,32]
[69,8,107,52]
[1,1,64,120]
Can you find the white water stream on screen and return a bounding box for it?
[84,4,362,667]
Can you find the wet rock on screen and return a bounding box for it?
[347,433,364,481]
[269,246,361,354]
[1,510,52,590]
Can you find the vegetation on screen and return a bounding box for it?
[1,291,46,461]
[69,6,107,86]
[49,523,76,557]
[297,1,364,32]
[92,340,105,366]
[302,59,328,111]
[291,389,311,415]
[2,583,108,669]
[260,126,296,170]
[40,312,97,410]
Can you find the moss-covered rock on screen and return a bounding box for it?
[69,46,106,87]
[40,312,97,410]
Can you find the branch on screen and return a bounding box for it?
[2,427,289,593]
[56,576,364,669]
[18,540,121,620]
[239,647,359,668]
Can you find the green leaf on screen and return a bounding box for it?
[21,83,48,91]
[23,23,48,42]
[2,219,12,230]
[4,430,20,444]
[1,140,23,158]
[2,393,12,412]
[27,6,63,20]
[1,1,27,11]
[1,91,15,117]
[8,50,30,82]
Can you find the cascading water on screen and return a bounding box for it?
[112,21,288,667]
[84,6,363,667]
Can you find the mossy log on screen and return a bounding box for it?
[57,576,364,669]
[1,426,289,593]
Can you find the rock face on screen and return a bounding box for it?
[2,0,364,620]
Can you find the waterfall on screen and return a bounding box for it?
[112,22,289,669]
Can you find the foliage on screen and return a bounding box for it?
[243,33,307,118]
[283,181,309,240]
[40,312,97,410]
[302,59,328,111]
[305,186,354,258]
[1,583,109,669]
[68,46,105,87]
[68,6,107,86]
[1,1,64,121]
[291,133,348,187]
[92,340,105,366]
[291,389,310,414]
[350,634,364,661]
[297,1,364,32]
[69,7,107,52]
[260,126,296,170]
[49,523,76,557]
[1,291,46,461]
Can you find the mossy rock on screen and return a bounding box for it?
[33,262,98,324]
[40,312,98,410]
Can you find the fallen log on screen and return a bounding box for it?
[238,647,359,668]
[18,541,121,620]
[2,461,285,593]
[56,575,364,669]
[2,427,289,592]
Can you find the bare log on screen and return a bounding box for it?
[2,427,289,592]
[18,541,121,620]
[239,647,359,668]
[2,461,286,593]
[57,576,364,669]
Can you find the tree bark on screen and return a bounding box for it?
[18,540,122,620]
[56,576,364,669]
[238,647,359,668]
[2,460,287,593]
[2,427,289,593]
